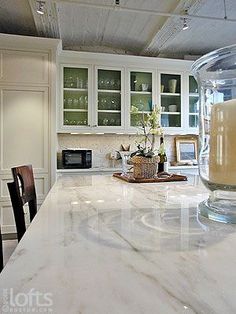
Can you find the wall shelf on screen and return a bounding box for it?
[63,109,88,112]
[131,91,152,95]
[98,110,121,113]
[98,89,121,93]
[161,92,181,96]
[64,88,88,92]
[161,112,181,115]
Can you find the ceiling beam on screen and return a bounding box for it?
[53,0,236,23]
[141,0,207,56]
[28,0,60,38]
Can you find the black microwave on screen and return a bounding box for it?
[62,149,92,169]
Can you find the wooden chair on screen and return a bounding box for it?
[0,226,3,272]
[7,165,37,242]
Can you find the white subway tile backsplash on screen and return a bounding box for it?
[57,134,179,168]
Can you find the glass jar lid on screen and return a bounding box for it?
[191,44,236,86]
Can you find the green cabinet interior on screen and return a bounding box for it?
[97,69,121,126]
[189,76,199,128]
[63,67,89,126]
[130,71,152,127]
[160,73,181,127]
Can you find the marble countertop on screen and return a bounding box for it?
[1,174,236,314]
[56,165,198,173]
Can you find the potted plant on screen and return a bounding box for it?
[130,105,162,179]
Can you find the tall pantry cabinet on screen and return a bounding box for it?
[0,34,60,234]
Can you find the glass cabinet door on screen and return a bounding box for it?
[130,71,153,127]
[189,75,199,128]
[63,67,89,127]
[160,73,181,128]
[97,69,121,127]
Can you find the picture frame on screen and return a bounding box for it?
[175,137,198,163]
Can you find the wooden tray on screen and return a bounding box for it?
[113,172,187,183]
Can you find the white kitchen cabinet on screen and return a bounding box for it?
[59,64,92,131]
[0,34,60,234]
[127,68,156,131]
[95,66,125,130]
[0,50,49,85]
[0,86,49,172]
[0,86,50,234]
[57,50,198,134]
[188,75,199,132]
[59,64,125,133]
[159,71,183,132]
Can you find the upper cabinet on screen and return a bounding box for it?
[188,75,199,129]
[96,67,123,128]
[129,70,154,127]
[0,50,49,85]
[160,72,182,129]
[63,66,89,127]
[60,64,93,130]
[60,64,124,131]
[57,52,198,134]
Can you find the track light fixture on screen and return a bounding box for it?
[36,1,45,15]
[115,0,120,5]
[182,9,189,30]
[182,17,189,30]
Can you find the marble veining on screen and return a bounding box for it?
[1,174,236,314]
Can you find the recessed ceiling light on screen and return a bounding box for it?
[36,1,45,15]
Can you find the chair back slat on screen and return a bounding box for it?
[7,165,37,242]
[0,227,3,272]
[11,165,36,206]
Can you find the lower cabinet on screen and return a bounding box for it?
[0,37,59,235]
[0,86,50,234]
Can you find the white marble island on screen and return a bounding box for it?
[1,174,236,314]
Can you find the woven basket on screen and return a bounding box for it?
[131,155,159,179]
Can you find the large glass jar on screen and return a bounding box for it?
[191,45,236,223]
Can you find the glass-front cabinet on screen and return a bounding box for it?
[96,68,122,128]
[59,57,199,134]
[63,66,90,127]
[160,73,182,128]
[129,71,153,127]
[189,75,199,129]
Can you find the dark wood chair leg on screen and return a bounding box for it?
[0,226,3,272]
[7,182,26,242]
[29,199,37,222]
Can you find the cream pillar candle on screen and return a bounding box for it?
[209,99,236,185]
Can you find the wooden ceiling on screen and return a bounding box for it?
[1,0,236,58]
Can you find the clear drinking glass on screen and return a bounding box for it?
[120,152,131,176]
[67,98,73,108]
[191,44,236,223]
